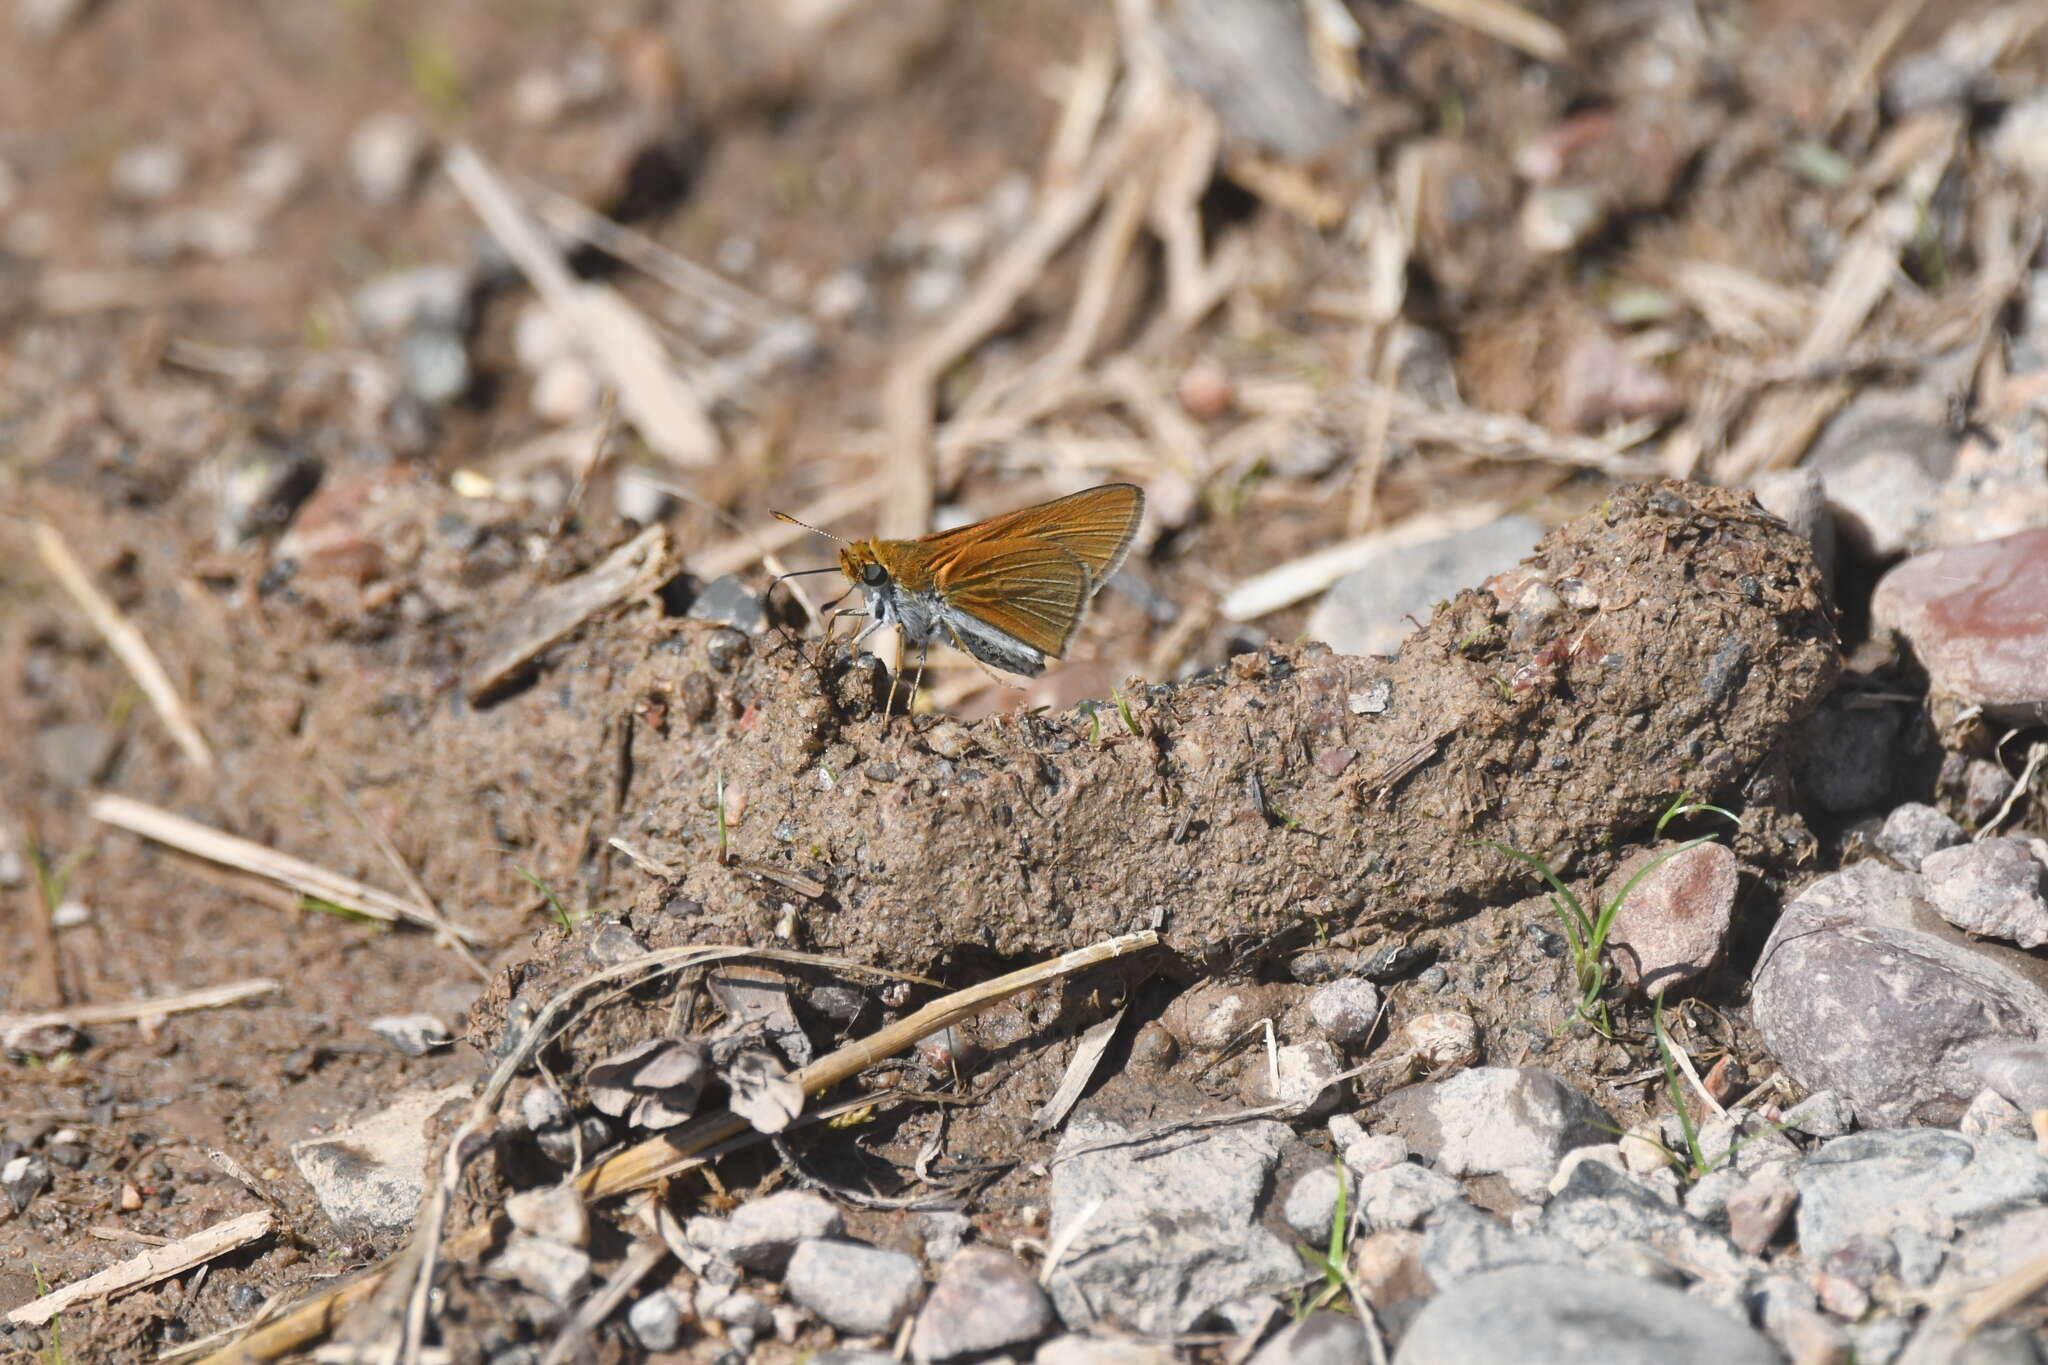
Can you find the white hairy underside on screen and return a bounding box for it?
[851,581,1048,677]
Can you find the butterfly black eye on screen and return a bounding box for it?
[861,562,888,586]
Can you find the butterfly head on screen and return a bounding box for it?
[838,541,892,592]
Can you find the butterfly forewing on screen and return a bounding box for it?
[924,483,1144,591]
[938,539,1091,656]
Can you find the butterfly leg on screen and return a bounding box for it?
[881,626,910,719]
[908,639,930,712]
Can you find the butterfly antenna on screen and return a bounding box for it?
[770,509,850,544]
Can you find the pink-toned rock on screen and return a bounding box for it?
[1603,841,1740,996]
[1871,528,2048,724]
[1551,330,1682,433]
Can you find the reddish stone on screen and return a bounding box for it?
[1871,529,2048,724]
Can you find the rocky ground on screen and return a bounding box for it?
[4,0,2048,1362]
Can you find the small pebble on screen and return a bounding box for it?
[110,141,188,203]
[627,1287,686,1350]
[1875,802,1965,870]
[367,1014,451,1057]
[349,112,431,207]
[784,1239,923,1336]
[1175,357,1235,421]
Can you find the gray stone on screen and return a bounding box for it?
[1306,978,1380,1044]
[110,140,187,202]
[1872,528,2048,726]
[1282,1165,1351,1240]
[3,1154,49,1211]
[917,1209,971,1263]
[1796,1130,2048,1274]
[486,1232,591,1306]
[626,1288,686,1352]
[36,722,116,788]
[1822,450,1940,558]
[1922,839,2048,949]
[1959,1088,2030,1139]
[1541,1159,1754,1291]
[1793,696,1904,812]
[728,1189,843,1272]
[367,1013,451,1057]
[504,1183,588,1247]
[1238,1040,1344,1117]
[688,574,769,634]
[348,112,431,207]
[1417,1202,1580,1287]
[1357,1161,1465,1232]
[1247,1313,1374,1365]
[710,1289,773,1332]
[1045,1106,1300,1334]
[1850,1316,1913,1365]
[909,1246,1054,1362]
[1392,1263,1779,1364]
[1877,803,1966,869]
[1336,1129,1408,1176]
[1753,467,1837,600]
[397,328,470,407]
[586,921,649,966]
[1307,517,1546,658]
[1972,1039,2048,1112]
[1954,757,2017,825]
[1752,861,2048,1126]
[1780,1090,1855,1139]
[353,264,472,339]
[1753,1274,1850,1365]
[215,441,322,547]
[1602,840,1739,996]
[785,1239,923,1337]
[1157,0,1351,159]
[1372,1067,1610,1182]
[290,1084,467,1234]
[1034,1337,1180,1365]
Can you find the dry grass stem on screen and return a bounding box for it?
[7,1210,274,1326]
[1404,0,1568,62]
[33,521,215,771]
[1823,0,1928,133]
[881,63,1166,538]
[0,979,279,1041]
[90,794,484,944]
[537,1239,667,1365]
[1345,382,1663,478]
[465,524,670,701]
[690,480,885,579]
[446,143,720,468]
[517,175,789,335]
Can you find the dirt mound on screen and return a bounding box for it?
[587,481,1836,977]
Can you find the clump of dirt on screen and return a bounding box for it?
[576,482,1837,979]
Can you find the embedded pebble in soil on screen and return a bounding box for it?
[1599,840,1739,995]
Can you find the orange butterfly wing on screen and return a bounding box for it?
[922,484,1144,590]
[936,540,1092,656]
